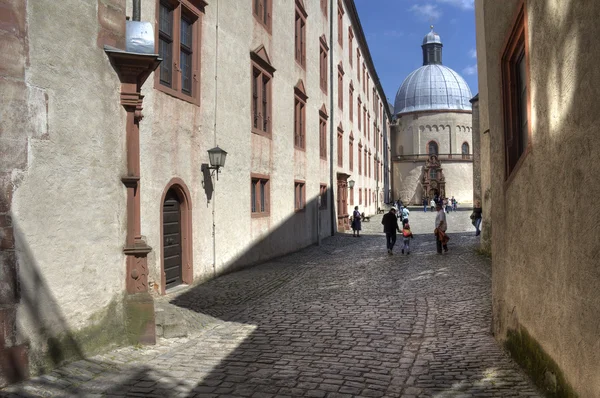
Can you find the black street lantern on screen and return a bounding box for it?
[202,146,228,180]
[208,146,227,169]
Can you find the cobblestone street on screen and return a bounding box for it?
[2,209,540,398]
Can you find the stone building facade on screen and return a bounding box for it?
[390,29,473,205]
[0,0,391,384]
[476,0,599,396]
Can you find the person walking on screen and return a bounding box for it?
[430,198,436,212]
[422,197,428,212]
[401,206,410,227]
[471,200,483,236]
[351,206,362,237]
[434,203,449,254]
[382,208,401,255]
[401,223,414,255]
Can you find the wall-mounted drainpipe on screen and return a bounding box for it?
[329,0,335,237]
[132,0,141,21]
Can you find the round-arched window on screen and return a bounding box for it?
[462,142,470,159]
[428,141,438,155]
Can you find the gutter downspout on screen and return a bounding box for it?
[212,0,220,276]
[329,0,335,237]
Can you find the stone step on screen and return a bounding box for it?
[153,290,223,340]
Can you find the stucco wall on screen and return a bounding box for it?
[479,0,600,395]
[4,0,128,368]
[134,0,388,291]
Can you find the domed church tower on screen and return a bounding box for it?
[390,27,474,205]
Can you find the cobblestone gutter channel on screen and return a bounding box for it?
[1,211,542,397]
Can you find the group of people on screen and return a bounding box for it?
[423,195,458,213]
[351,198,483,253]
[382,203,448,255]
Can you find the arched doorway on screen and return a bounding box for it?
[160,179,193,294]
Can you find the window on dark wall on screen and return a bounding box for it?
[156,0,204,105]
[319,184,328,209]
[253,0,271,32]
[502,2,530,179]
[251,176,270,216]
[294,181,305,211]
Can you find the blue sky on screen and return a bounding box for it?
[354,0,478,108]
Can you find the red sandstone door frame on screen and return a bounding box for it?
[159,178,193,295]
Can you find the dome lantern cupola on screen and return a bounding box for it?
[422,26,443,65]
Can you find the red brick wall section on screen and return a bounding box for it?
[97,0,126,49]
[0,0,29,386]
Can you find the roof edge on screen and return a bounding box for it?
[344,0,392,121]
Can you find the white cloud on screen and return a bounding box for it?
[436,0,474,10]
[409,4,442,22]
[469,48,477,59]
[463,64,478,75]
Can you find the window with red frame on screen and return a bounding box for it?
[251,175,270,216]
[337,3,344,47]
[319,184,328,209]
[294,181,305,211]
[337,128,343,167]
[348,28,354,66]
[156,0,204,105]
[294,93,306,149]
[358,145,362,175]
[349,84,354,121]
[349,134,354,171]
[319,113,327,159]
[502,2,530,179]
[338,71,343,110]
[253,0,271,32]
[320,38,329,93]
[357,97,362,131]
[294,4,306,67]
[251,62,272,137]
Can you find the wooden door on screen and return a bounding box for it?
[163,190,182,289]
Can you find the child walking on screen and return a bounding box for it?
[402,223,414,254]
